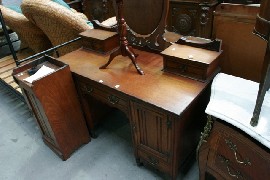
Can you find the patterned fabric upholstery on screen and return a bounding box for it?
[21,0,93,55]
[0,5,52,53]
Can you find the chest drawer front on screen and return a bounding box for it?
[137,148,171,175]
[164,58,207,80]
[208,126,270,180]
[78,81,129,113]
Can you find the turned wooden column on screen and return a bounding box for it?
[250,0,270,126]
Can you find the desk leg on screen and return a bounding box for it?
[136,158,143,166]
[81,96,97,138]
[76,87,97,138]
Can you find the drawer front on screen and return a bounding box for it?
[82,39,103,52]
[138,148,171,175]
[78,80,129,113]
[164,58,206,80]
[208,130,270,180]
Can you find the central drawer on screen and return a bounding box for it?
[77,79,129,114]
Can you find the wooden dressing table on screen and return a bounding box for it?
[58,47,211,179]
[57,0,218,178]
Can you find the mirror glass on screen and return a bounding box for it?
[123,0,164,35]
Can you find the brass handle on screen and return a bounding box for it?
[225,139,251,166]
[179,64,187,73]
[219,155,243,179]
[108,95,119,105]
[227,165,241,179]
[200,7,210,25]
[132,123,136,131]
[86,86,93,94]
[200,13,209,25]
[81,84,93,94]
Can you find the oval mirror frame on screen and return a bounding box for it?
[123,0,170,51]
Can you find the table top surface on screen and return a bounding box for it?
[58,48,209,116]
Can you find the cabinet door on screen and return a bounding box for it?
[22,88,56,146]
[131,102,173,163]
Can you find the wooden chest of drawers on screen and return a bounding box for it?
[198,117,270,179]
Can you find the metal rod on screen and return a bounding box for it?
[0,9,18,65]
[17,37,81,65]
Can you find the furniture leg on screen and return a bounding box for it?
[99,0,144,75]
[136,158,143,166]
[250,38,270,126]
[125,45,144,75]
[99,47,121,69]
[128,45,139,57]
[0,9,18,64]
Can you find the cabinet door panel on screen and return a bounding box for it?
[131,102,173,161]
[24,89,56,144]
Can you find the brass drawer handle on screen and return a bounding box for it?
[219,155,243,179]
[179,64,187,73]
[81,84,93,94]
[148,156,159,166]
[86,86,93,94]
[225,139,251,166]
[108,95,119,105]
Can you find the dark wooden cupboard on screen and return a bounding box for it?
[167,0,219,38]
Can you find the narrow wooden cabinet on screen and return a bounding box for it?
[13,56,90,160]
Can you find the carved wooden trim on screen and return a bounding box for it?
[126,0,170,51]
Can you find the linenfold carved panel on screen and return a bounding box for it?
[131,102,173,160]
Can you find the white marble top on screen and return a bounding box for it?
[206,73,270,149]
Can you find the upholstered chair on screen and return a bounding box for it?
[21,0,94,56]
[0,5,52,53]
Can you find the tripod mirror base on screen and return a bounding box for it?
[99,46,144,75]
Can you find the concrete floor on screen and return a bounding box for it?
[0,83,199,180]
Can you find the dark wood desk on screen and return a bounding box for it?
[58,48,211,179]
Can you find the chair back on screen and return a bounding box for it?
[0,5,52,53]
[21,0,93,55]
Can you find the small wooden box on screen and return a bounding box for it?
[161,44,222,81]
[80,29,119,54]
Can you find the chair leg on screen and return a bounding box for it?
[0,9,18,65]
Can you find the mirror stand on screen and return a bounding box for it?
[250,36,270,126]
[99,0,144,75]
[250,0,270,126]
